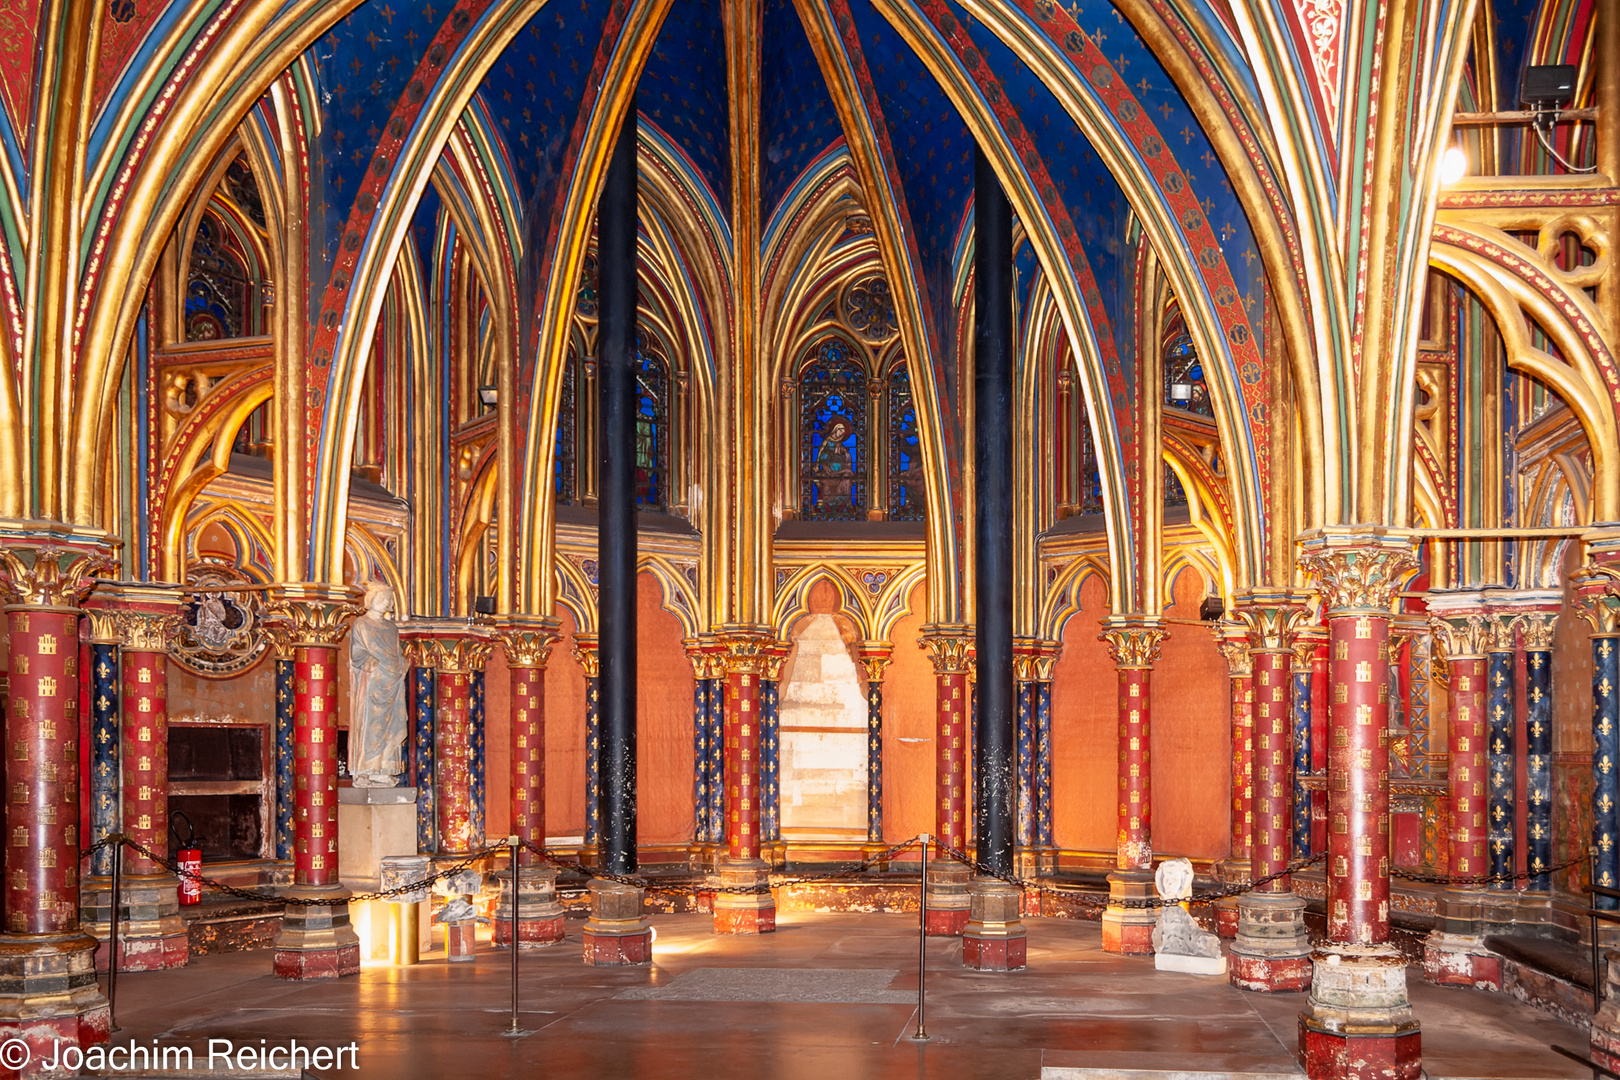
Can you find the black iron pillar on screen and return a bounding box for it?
[597,92,639,876]
[973,145,1014,877]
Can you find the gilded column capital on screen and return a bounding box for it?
[713,624,776,677]
[1012,637,1060,682]
[1426,590,1491,661]
[264,582,362,646]
[918,623,974,675]
[760,639,791,682]
[1098,615,1167,670]
[82,604,124,645]
[1573,562,1620,635]
[1296,528,1417,615]
[403,621,494,673]
[263,620,299,661]
[95,583,189,653]
[0,526,117,609]
[1290,625,1327,673]
[856,640,895,684]
[682,636,725,679]
[498,616,561,669]
[1230,588,1314,653]
[1212,622,1252,677]
[571,632,601,678]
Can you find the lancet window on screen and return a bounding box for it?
[635,331,670,511]
[1163,333,1212,417]
[799,337,869,520]
[887,365,924,521]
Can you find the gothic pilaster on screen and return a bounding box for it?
[1213,622,1252,939]
[1098,616,1166,956]
[856,642,893,861]
[759,640,789,868]
[710,626,776,935]
[572,633,602,858]
[493,618,565,949]
[411,627,494,855]
[1295,530,1420,1074]
[1517,602,1560,892]
[919,625,974,936]
[1012,638,1059,878]
[1292,625,1327,861]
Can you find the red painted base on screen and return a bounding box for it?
[0,1010,111,1079]
[446,922,478,962]
[924,908,969,936]
[99,932,190,973]
[962,934,1027,971]
[1229,951,1312,992]
[272,943,360,980]
[493,916,566,947]
[582,929,652,966]
[713,904,776,935]
[1422,942,1502,991]
[1299,1018,1421,1080]
[1592,1025,1620,1073]
[1101,918,1155,955]
[1215,903,1240,940]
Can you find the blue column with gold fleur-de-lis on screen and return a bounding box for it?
[1520,607,1558,891]
[469,668,487,846]
[1291,635,1316,860]
[707,678,725,844]
[1485,610,1517,890]
[275,650,297,862]
[1595,631,1619,907]
[760,642,784,848]
[410,662,437,854]
[87,624,121,877]
[691,672,711,844]
[857,643,894,849]
[1015,678,1034,850]
[573,634,602,851]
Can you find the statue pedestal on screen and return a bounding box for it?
[338,789,426,965]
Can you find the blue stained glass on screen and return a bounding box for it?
[800,338,867,520]
[888,366,923,521]
[634,338,669,510]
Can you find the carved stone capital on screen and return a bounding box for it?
[1290,626,1327,673]
[1296,529,1417,615]
[1098,616,1167,670]
[1426,590,1491,661]
[1481,588,1561,652]
[1230,588,1314,654]
[682,636,725,680]
[761,640,791,682]
[571,632,601,679]
[1518,610,1560,650]
[1012,637,1060,683]
[0,527,118,609]
[1573,563,1620,636]
[404,622,494,673]
[856,640,895,684]
[498,616,561,669]
[263,620,299,660]
[87,584,189,653]
[918,624,974,675]
[1212,622,1252,677]
[712,625,776,677]
[264,582,362,647]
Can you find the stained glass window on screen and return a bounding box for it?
[1164,334,1213,417]
[634,331,669,510]
[1077,395,1104,515]
[799,338,867,520]
[554,347,577,503]
[185,212,252,340]
[887,365,924,521]
[1164,462,1189,507]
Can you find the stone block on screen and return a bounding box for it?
[1299,944,1421,1080]
[1421,932,1502,991]
[272,887,361,980]
[493,867,566,948]
[337,796,419,892]
[0,934,109,1078]
[583,880,651,967]
[925,862,971,937]
[1230,893,1312,992]
[1155,951,1227,975]
[1101,871,1156,955]
[1299,1016,1421,1080]
[962,879,1027,972]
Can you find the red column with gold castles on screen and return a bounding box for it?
[1213,623,1253,938]
[419,629,493,855]
[1229,591,1313,992]
[109,588,188,971]
[919,625,974,935]
[495,618,565,947]
[711,627,776,934]
[0,538,113,1063]
[1098,616,1167,954]
[1297,531,1420,1080]
[268,584,361,980]
[1422,592,1499,989]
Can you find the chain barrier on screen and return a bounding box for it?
[1388,855,1583,887]
[80,834,506,907]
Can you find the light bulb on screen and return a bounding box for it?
[1440,146,1469,186]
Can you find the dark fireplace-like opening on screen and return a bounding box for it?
[169,794,262,861]
[168,725,267,862]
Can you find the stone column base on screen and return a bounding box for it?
[81,874,189,972]
[712,860,776,935]
[1101,871,1156,955]
[1214,896,1241,939]
[1298,944,1421,1080]
[925,861,971,936]
[272,886,361,979]
[1229,892,1311,992]
[1422,931,1502,991]
[493,867,566,948]
[1591,958,1620,1072]
[582,880,651,966]
[962,878,1027,971]
[0,933,110,1075]
[763,841,788,871]
[860,842,892,872]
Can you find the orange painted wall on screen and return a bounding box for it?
[881,579,935,844]
[543,608,590,839]
[1049,569,1230,861]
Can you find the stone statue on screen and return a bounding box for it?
[1152,857,1227,974]
[347,583,409,787]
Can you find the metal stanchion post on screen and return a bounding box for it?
[109,836,122,1032]
[506,836,521,1036]
[913,833,930,1043]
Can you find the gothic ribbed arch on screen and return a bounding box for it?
[771,563,876,642]
[184,504,277,583]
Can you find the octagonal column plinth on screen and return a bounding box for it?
[1296,532,1420,1080]
[962,878,1026,971]
[1228,591,1313,992]
[919,626,974,935]
[1421,591,1500,991]
[266,584,362,980]
[493,867,565,949]
[0,536,116,1066]
[1098,618,1165,955]
[582,880,651,966]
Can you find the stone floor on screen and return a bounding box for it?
[98,911,1585,1080]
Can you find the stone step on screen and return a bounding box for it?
[1484,933,1599,1030]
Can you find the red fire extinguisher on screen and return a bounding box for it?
[171,811,202,906]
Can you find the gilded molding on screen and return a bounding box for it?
[1296,530,1416,614]
[82,607,124,645]
[918,623,974,675]
[1098,617,1167,669]
[1230,588,1313,653]
[117,610,187,654]
[1484,590,1564,651]
[264,583,362,647]
[263,620,298,661]
[408,628,495,673]
[856,640,895,684]
[571,633,601,679]
[1519,611,1560,650]
[498,617,561,669]
[761,640,792,682]
[682,636,724,680]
